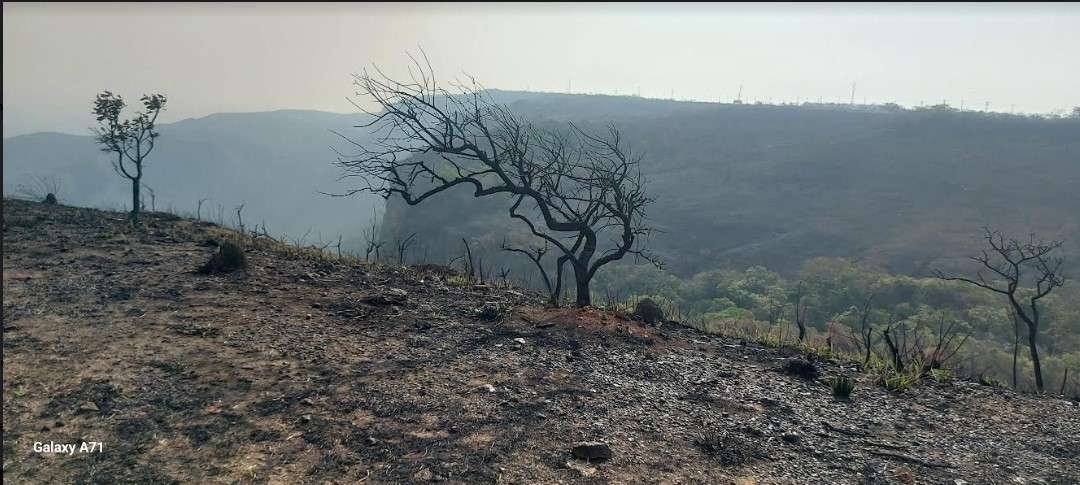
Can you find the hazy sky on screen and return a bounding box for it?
[4,2,1079,136]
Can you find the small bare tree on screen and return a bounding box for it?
[363,207,385,261]
[881,313,908,372]
[936,228,1066,392]
[91,91,167,223]
[452,238,478,280]
[335,53,657,307]
[849,294,877,366]
[394,232,418,265]
[14,174,63,203]
[921,312,969,371]
[790,281,810,342]
[501,238,565,306]
[881,310,969,376]
[142,182,156,212]
[497,267,512,287]
[234,203,246,234]
[196,198,209,220]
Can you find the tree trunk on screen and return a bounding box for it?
[1012,317,1020,389]
[551,257,568,308]
[131,177,141,222]
[1028,324,1044,393]
[573,265,591,307]
[884,329,903,371]
[793,296,807,342]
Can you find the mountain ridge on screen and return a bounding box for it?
[3,109,382,250]
[376,91,1080,278]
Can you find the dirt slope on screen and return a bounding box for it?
[3,199,1078,484]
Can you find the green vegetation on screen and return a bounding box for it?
[880,369,918,392]
[592,257,1080,396]
[828,376,856,399]
[928,368,953,382]
[381,95,1080,278]
[371,94,1077,396]
[91,91,167,223]
[979,374,1005,388]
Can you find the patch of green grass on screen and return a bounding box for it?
[801,341,836,361]
[881,373,913,392]
[879,367,922,392]
[978,374,1003,388]
[828,376,856,399]
[928,368,953,382]
[447,275,472,287]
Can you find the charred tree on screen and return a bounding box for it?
[335,53,658,307]
[501,238,564,306]
[936,228,1066,392]
[790,281,810,342]
[394,232,418,265]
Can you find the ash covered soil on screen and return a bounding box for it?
[3,199,1078,484]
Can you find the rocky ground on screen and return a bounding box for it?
[3,199,1079,484]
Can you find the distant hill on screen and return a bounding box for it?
[6,96,1077,278]
[379,92,1080,277]
[3,109,383,249]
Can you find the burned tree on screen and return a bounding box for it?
[881,313,908,372]
[921,312,969,372]
[936,228,1066,392]
[91,91,167,223]
[336,54,657,307]
[849,294,877,367]
[501,238,564,306]
[363,207,385,261]
[394,232,418,265]
[790,281,810,342]
[880,310,969,376]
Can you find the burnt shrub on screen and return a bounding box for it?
[633,298,665,324]
[694,430,768,466]
[474,301,510,321]
[780,359,820,380]
[198,240,247,274]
